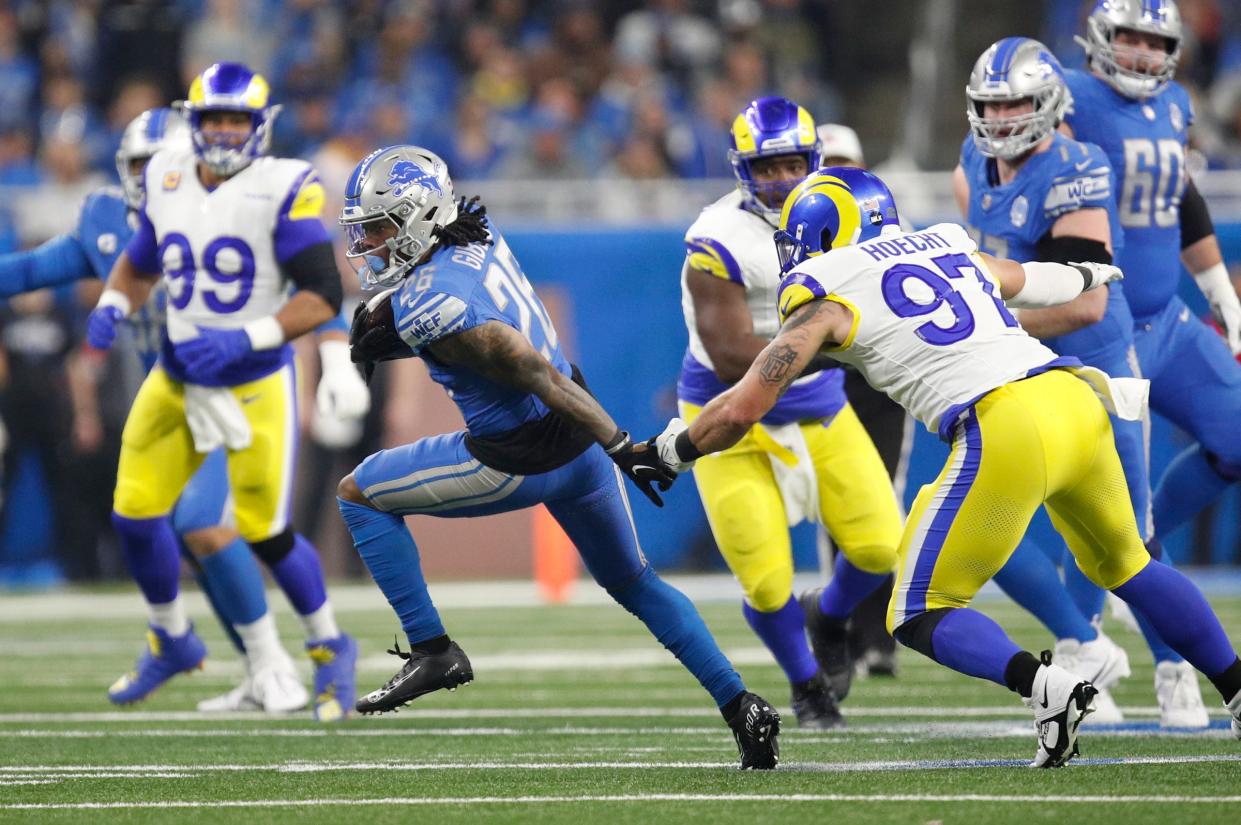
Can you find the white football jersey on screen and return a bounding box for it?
[680,190,783,367]
[778,222,1066,436]
[139,148,323,331]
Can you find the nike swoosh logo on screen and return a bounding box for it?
[1040,681,1050,709]
[241,394,261,404]
[1075,160,1092,172]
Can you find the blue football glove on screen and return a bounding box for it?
[175,327,254,379]
[86,305,126,350]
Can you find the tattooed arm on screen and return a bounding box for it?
[683,298,849,455]
[428,320,621,444]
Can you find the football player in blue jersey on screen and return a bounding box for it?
[955,37,1208,727]
[1064,2,1241,569]
[0,107,370,717]
[334,145,780,769]
[81,65,369,721]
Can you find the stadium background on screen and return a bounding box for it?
[0,0,1239,589]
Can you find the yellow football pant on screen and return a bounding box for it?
[681,401,902,613]
[112,362,301,542]
[889,369,1150,632]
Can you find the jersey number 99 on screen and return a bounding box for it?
[159,232,257,313]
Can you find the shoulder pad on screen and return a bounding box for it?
[778,271,829,323]
[1043,145,1113,218]
[393,284,472,352]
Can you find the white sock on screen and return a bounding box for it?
[148,599,189,637]
[299,602,340,643]
[236,613,289,671]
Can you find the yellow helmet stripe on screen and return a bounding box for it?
[731,114,757,154]
[778,175,862,249]
[796,106,816,146]
[188,75,205,105]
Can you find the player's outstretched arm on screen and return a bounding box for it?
[1011,209,1112,339]
[0,235,94,299]
[982,251,1121,308]
[429,321,675,505]
[662,299,840,466]
[1180,180,1241,355]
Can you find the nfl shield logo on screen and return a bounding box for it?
[1010,196,1028,228]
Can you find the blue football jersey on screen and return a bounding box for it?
[1064,69,1192,320]
[390,222,573,437]
[960,131,1132,358]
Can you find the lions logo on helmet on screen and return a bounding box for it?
[340,145,459,290]
[966,38,1069,161]
[1078,0,1183,99]
[729,96,820,224]
[115,108,191,209]
[773,167,901,274]
[180,62,281,178]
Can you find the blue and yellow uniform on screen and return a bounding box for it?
[677,191,901,617]
[1064,69,1241,487]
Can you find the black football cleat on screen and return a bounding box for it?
[800,588,854,701]
[727,692,781,770]
[355,638,474,715]
[790,672,845,730]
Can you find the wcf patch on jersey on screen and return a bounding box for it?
[162,171,181,191]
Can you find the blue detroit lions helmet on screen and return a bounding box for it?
[181,62,281,177]
[729,96,820,223]
[967,37,1069,160]
[774,167,901,273]
[339,145,458,289]
[115,107,190,209]
[1079,0,1183,99]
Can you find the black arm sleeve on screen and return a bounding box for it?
[1034,233,1112,265]
[1179,178,1215,249]
[282,241,343,314]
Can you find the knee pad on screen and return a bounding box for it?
[843,543,898,575]
[250,528,295,566]
[891,606,953,660]
[744,565,793,613]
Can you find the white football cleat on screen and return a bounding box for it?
[1155,660,1210,729]
[1025,654,1097,768]
[1055,632,1131,690]
[197,678,261,713]
[1086,687,1124,725]
[1227,689,1241,740]
[251,661,309,714]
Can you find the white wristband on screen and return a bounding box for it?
[1192,262,1238,309]
[318,338,353,373]
[243,316,285,351]
[1008,261,1086,309]
[97,289,132,316]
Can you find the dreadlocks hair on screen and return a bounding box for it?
[431,195,492,250]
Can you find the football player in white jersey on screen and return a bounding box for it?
[675,98,902,728]
[86,63,359,720]
[650,168,1241,766]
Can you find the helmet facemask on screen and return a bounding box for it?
[187,106,280,178]
[966,38,1069,161]
[1078,1,1183,100]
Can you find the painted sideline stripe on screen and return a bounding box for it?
[0,721,1231,739]
[0,706,1217,723]
[4,754,1239,774]
[6,792,1241,810]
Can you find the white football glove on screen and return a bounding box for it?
[1193,263,1241,356]
[316,339,372,422]
[654,417,696,473]
[1068,261,1124,291]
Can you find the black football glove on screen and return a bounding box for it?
[605,431,676,507]
[349,289,413,383]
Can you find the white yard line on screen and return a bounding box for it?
[5,791,1241,810]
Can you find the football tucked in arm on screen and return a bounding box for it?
[349,288,415,381]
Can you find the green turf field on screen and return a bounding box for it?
[1,580,1238,823]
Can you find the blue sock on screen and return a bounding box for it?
[189,561,246,654]
[993,542,1097,642]
[338,498,444,645]
[742,596,819,685]
[929,607,1023,686]
[112,513,181,605]
[1153,444,1234,538]
[610,565,746,708]
[818,554,889,619]
[201,538,268,627]
[1112,561,1237,679]
[266,533,327,617]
